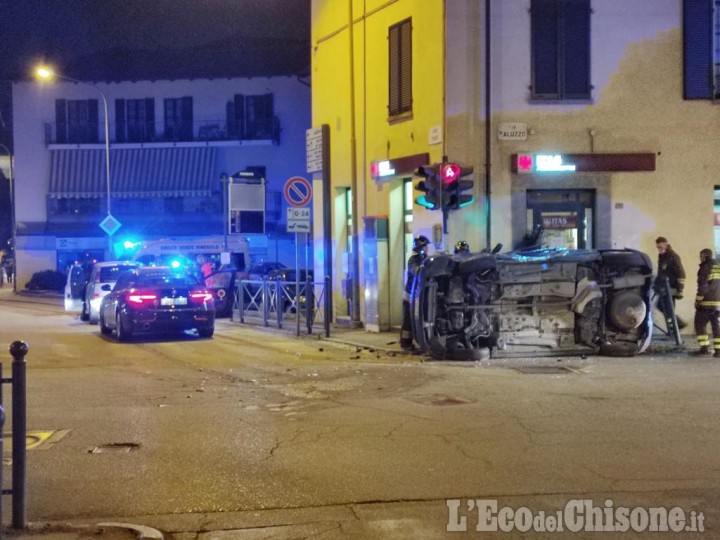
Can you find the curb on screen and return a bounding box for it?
[9,522,164,539]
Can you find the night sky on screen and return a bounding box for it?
[0,0,311,81]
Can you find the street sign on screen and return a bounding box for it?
[284,176,313,207]
[306,127,324,173]
[99,214,122,236]
[287,207,311,233]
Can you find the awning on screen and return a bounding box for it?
[49,147,217,198]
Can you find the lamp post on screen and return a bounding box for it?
[0,143,15,291]
[35,66,114,257]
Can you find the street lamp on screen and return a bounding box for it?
[35,65,114,256]
[0,143,15,291]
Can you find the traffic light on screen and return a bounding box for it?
[415,165,441,210]
[440,163,474,210]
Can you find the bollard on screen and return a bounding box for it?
[324,275,331,338]
[276,277,283,330]
[306,276,313,335]
[262,278,269,327]
[10,340,27,529]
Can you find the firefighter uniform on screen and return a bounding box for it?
[400,236,430,350]
[693,250,720,356]
[656,238,687,329]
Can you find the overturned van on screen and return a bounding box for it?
[410,247,653,360]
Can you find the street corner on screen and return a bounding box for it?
[5,522,162,540]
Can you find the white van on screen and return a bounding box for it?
[132,236,251,278]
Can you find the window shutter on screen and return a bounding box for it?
[234,94,245,138]
[115,99,126,143]
[389,18,412,116]
[55,99,67,144]
[683,0,713,99]
[531,0,590,100]
[399,21,412,113]
[88,99,99,144]
[561,0,590,98]
[531,0,560,98]
[181,96,193,140]
[144,98,155,141]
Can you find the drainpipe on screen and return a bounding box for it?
[484,0,492,249]
[348,0,361,322]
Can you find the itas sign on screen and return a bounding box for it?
[542,215,577,229]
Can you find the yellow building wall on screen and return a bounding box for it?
[311,0,445,326]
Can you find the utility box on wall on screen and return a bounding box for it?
[363,216,389,332]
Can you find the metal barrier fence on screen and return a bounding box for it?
[232,277,330,336]
[0,341,28,534]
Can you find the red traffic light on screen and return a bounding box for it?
[441,163,461,184]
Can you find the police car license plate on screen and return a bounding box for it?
[161,297,187,306]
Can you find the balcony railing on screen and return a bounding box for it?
[43,117,280,146]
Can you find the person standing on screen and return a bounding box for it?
[400,235,430,351]
[655,236,687,329]
[693,248,720,356]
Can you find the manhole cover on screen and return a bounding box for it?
[515,366,578,375]
[89,443,140,454]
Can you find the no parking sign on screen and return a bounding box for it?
[284,176,312,208]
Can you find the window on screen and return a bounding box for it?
[683,0,717,99]
[389,18,412,117]
[116,98,155,142]
[530,0,591,101]
[227,94,275,140]
[164,97,193,141]
[55,99,99,144]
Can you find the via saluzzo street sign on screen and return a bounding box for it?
[284,176,312,233]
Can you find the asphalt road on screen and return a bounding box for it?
[0,294,718,538]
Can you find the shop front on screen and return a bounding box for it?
[510,153,656,251]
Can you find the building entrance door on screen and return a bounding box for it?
[527,189,595,250]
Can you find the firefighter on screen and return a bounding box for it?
[655,236,687,329]
[693,248,720,356]
[454,240,470,255]
[400,235,430,351]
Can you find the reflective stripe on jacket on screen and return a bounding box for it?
[696,259,720,308]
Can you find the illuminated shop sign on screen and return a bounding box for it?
[371,161,396,178]
[511,153,656,174]
[370,153,430,181]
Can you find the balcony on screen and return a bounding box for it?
[44,116,281,147]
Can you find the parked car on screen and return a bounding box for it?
[266,268,315,313]
[99,267,215,341]
[242,261,287,306]
[248,261,287,281]
[410,247,654,360]
[79,261,140,324]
